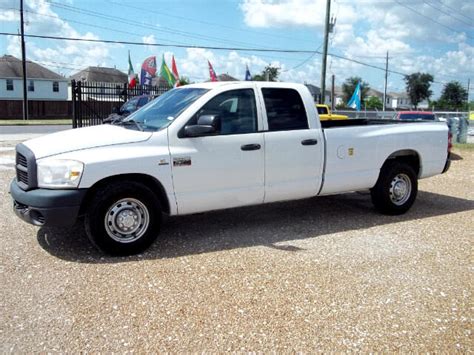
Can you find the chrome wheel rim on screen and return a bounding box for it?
[389,173,412,206]
[104,198,150,243]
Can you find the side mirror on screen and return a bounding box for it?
[184,115,220,137]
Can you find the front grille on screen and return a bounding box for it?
[15,144,37,190]
[17,168,29,185]
[16,152,29,185]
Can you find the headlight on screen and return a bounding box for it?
[37,159,84,188]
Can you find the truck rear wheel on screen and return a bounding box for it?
[371,162,418,215]
[85,181,161,255]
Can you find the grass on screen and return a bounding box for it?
[0,119,72,125]
[453,143,474,151]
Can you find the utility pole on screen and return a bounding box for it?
[20,0,28,120]
[320,0,331,104]
[331,74,335,111]
[467,78,470,111]
[383,51,388,112]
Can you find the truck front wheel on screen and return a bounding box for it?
[371,162,418,215]
[84,181,161,255]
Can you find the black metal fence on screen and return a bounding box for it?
[71,80,170,128]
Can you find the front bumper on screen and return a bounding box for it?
[10,179,87,227]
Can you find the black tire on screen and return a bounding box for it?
[84,181,161,256]
[370,161,418,215]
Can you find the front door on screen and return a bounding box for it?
[169,88,265,215]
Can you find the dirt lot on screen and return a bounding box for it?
[0,143,473,352]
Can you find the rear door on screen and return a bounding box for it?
[259,87,324,203]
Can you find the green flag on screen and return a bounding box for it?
[160,55,176,88]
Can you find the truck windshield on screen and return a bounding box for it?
[124,88,209,131]
[317,106,328,115]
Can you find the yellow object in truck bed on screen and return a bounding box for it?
[316,104,349,121]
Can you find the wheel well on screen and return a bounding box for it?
[79,174,170,215]
[384,150,421,177]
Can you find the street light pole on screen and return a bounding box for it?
[320,0,331,104]
[20,0,28,120]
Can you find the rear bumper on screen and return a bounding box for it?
[10,179,87,227]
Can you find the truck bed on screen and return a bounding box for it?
[321,119,434,129]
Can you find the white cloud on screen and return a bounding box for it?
[2,0,116,75]
[240,0,358,28]
[142,34,156,52]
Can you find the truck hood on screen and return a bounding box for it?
[23,125,153,159]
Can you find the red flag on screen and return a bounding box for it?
[127,51,136,88]
[208,60,217,82]
[171,55,180,87]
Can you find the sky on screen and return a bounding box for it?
[0,0,473,98]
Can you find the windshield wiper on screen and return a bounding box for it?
[115,119,143,131]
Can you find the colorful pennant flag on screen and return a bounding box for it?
[245,65,252,81]
[160,55,176,88]
[140,56,157,86]
[208,60,217,82]
[171,55,180,87]
[127,51,136,88]
[348,81,361,111]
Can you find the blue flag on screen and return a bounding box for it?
[245,65,251,81]
[347,81,361,111]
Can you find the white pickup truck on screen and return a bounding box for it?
[11,82,451,255]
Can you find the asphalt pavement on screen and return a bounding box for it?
[0,125,70,141]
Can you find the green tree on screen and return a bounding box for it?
[404,72,434,109]
[252,65,280,81]
[178,76,191,86]
[365,96,383,110]
[439,81,468,110]
[342,77,370,105]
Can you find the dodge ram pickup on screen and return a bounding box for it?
[10,82,451,255]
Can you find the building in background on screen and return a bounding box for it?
[304,83,331,104]
[69,66,128,101]
[69,66,127,84]
[388,92,410,109]
[0,55,67,100]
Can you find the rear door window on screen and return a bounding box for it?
[262,88,308,131]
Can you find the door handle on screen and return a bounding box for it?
[241,143,261,151]
[301,139,318,146]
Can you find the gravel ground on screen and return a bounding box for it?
[0,142,473,352]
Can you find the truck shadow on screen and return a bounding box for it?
[37,190,474,263]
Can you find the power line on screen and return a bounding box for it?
[432,0,474,22]
[0,31,318,53]
[46,1,279,51]
[0,31,451,84]
[394,0,474,40]
[422,0,473,27]
[20,9,312,65]
[104,0,316,46]
[283,42,324,72]
[24,10,170,43]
